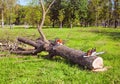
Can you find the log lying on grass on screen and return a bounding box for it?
[48,45,103,70]
[10,37,105,71]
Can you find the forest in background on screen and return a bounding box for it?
[0,0,120,28]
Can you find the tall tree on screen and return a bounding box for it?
[22,5,42,27]
[108,0,113,27]
[65,0,79,28]
[88,0,102,26]
[50,0,62,28]
[5,0,17,28]
[0,0,6,28]
[113,0,119,28]
[78,0,88,27]
[58,9,65,28]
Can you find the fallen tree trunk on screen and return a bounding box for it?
[47,45,103,70]
[10,37,104,70]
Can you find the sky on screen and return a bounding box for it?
[19,0,28,5]
[18,0,115,6]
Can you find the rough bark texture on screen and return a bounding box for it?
[38,0,56,43]
[10,37,45,55]
[17,37,38,48]
[9,37,104,70]
[47,45,103,70]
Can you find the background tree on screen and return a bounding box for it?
[58,10,65,28]
[87,0,102,27]
[117,0,120,26]
[58,9,65,28]
[78,0,88,27]
[24,6,42,27]
[14,4,24,25]
[5,0,17,28]
[50,0,62,28]
[65,0,79,28]
[107,0,113,27]
[0,0,119,28]
[0,0,7,28]
[113,0,119,28]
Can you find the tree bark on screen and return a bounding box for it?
[38,0,56,44]
[95,11,98,27]
[10,37,45,55]
[38,13,49,43]
[17,37,39,48]
[70,22,73,28]
[1,9,4,28]
[47,45,103,70]
[10,37,104,70]
[60,21,63,28]
[114,0,118,28]
[52,20,55,28]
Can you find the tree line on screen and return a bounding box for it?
[0,0,120,28]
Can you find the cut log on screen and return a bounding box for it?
[48,45,104,70]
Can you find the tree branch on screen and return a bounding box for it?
[38,0,49,43]
[38,0,56,44]
[40,0,45,14]
[45,0,56,14]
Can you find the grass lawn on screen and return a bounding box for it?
[0,27,120,84]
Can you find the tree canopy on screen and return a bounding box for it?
[0,0,120,28]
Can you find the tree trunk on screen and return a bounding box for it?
[1,9,4,28]
[60,21,63,28]
[52,20,55,28]
[95,12,98,27]
[48,45,103,70]
[70,21,73,28]
[114,0,118,28]
[108,0,112,28]
[10,37,104,70]
[114,20,118,28]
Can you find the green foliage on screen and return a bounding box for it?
[1,0,120,28]
[0,27,120,83]
[24,6,42,26]
[0,0,17,26]
[58,9,65,22]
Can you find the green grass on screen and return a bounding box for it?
[0,27,120,84]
